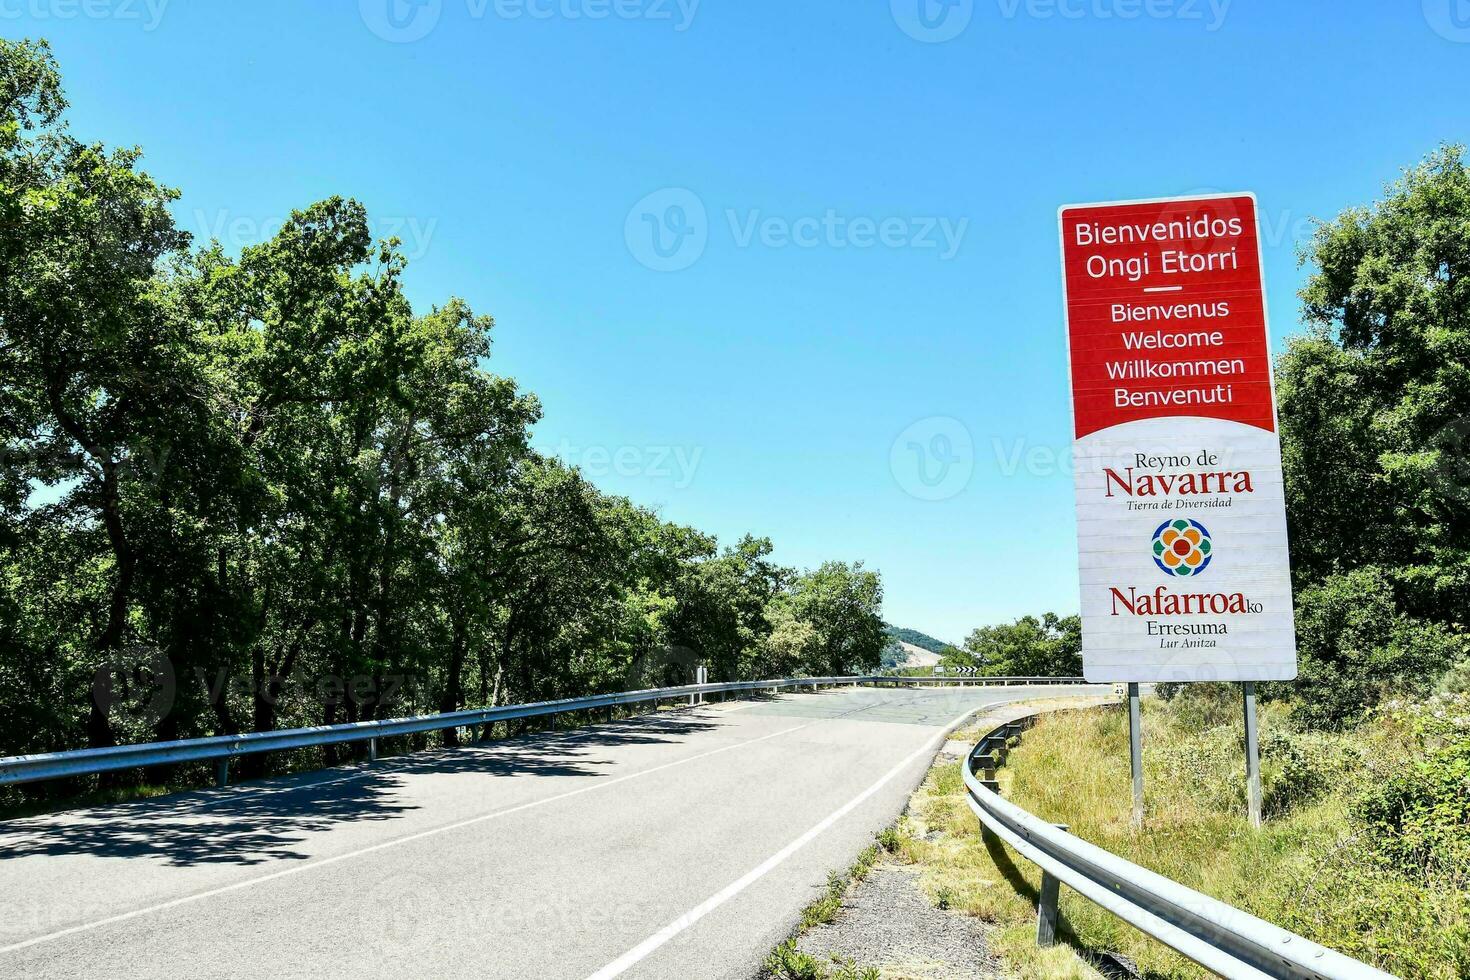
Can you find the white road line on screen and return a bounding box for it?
[581,704,981,980]
[0,719,817,957]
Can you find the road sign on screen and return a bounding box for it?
[1059,193,1296,684]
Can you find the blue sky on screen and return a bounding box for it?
[8,1,1468,642]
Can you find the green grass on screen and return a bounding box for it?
[893,695,1470,979]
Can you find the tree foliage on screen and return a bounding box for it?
[962,612,1081,677]
[1273,145,1470,723]
[0,40,887,791]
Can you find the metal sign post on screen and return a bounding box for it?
[1127,682,1144,828]
[1242,681,1262,827]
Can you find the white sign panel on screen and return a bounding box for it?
[1059,193,1297,683]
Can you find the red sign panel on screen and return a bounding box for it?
[1059,194,1275,439]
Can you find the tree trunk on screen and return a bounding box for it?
[440,615,467,747]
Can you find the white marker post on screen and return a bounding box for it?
[1058,194,1297,828]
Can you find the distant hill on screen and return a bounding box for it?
[883,624,951,655]
[881,624,954,668]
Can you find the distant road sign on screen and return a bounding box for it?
[1058,194,1297,684]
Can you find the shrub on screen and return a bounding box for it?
[1260,728,1362,817]
[763,941,825,980]
[1286,568,1464,729]
[1156,682,1240,729]
[1356,695,1470,887]
[1438,659,1470,695]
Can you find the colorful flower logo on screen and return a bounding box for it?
[1152,518,1212,577]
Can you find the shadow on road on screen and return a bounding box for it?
[0,713,721,868]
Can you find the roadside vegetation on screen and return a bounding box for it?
[895,688,1470,979]
[761,839,888,980]
[0,38,889,811]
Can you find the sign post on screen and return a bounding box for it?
[1127,681,1144,828]
[1058,194,1296,827]
[1242,680,1263,827]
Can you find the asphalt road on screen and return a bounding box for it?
[0,684,1105,980]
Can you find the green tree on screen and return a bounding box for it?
[964,613,1081,677]
[0,38,194,752]
[1281,144,1470,620]
[1287,568,1462,728]
[785,561,886,676]
[1273,145,1470,724]
[668,535,787,681]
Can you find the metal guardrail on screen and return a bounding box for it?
[964,715,1397,980]
[876,675,1086,686]
[0,674,1081,789]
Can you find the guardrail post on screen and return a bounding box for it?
[1036,871,1061,946]
[1035,823,1068,946]
[215,758,229,788]
[368,738,377,762]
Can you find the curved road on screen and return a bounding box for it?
[0,684,1105,979]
